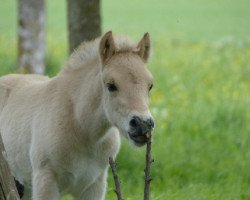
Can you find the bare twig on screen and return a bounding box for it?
[109,157,124,200]
[0,133,20,200]
[144,132,153,200]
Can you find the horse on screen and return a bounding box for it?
[0,31,154,200]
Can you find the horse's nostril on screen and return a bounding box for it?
[130,118,137,127]
[130,116,154,131]
[129,116,140,128]
[147,118,155,129]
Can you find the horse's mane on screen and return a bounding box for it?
[62,36,139,72]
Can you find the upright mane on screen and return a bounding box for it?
[63,35,139,72]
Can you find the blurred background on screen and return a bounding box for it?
[0,0,250,199]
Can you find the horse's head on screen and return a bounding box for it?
[99,31,154,147]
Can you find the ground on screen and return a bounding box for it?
[0,0,250,199]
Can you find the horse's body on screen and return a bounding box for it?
[0,32,154,200]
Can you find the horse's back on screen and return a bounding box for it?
[0,73,49,111]
[0,74,49,89]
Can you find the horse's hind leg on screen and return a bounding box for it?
[21,187,31,200]
[14,179,31,200]
[15,179,25,198]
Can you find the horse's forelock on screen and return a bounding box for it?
[113,36,138,52]
[63,35,139,72]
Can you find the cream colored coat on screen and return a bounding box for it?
[0,32,153,200]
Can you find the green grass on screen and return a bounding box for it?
[1,0,250,199]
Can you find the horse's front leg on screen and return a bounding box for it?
[75,172,107,200]
[32,166,60,200]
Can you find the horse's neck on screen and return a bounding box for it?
[60,66,110,141]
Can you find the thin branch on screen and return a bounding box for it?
[144,132,153,200]
[0,181,7,200]
[109,157,124,200]
[0,133,20,200]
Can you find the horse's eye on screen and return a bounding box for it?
[149,84,153,91]
[107,83,118,92]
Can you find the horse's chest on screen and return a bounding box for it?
[58,129,120,195]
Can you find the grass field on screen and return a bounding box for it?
[0,0,250,199]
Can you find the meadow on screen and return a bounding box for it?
[0,0,250,199]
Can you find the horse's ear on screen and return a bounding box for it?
[137,32,151,63]
[99,31,116,65]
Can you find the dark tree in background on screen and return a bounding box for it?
[67,0,101,53]
[18,0,46,74]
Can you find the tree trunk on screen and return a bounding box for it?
[0,134,20,200]
[67,0,101,53]
[18,0,46,74]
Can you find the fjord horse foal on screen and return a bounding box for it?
[0,31,154,200]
